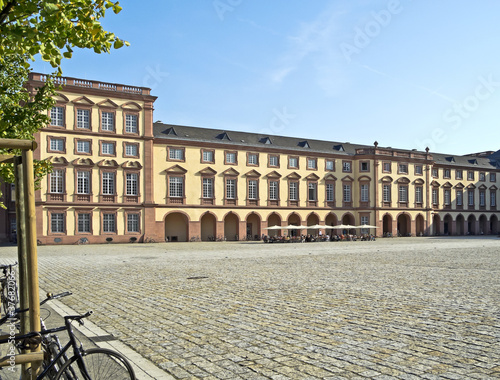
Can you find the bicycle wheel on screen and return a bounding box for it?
[54,348,135,380]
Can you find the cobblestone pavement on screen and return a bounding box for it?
[1,237,499,379]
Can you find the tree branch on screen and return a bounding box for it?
[0,1,17,26]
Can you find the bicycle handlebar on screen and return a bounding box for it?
[64,310,93,326]
[40,291,72,305]
[0,262,18,270]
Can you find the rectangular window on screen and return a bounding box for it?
[50,170,64,193]
[456,169,463,180]
[202,178,214,198]
[326,183,334,202]
[50,107,64,127]
[479,191,485,206]
[360,216,369,234]
[102,172,115,195]
[50,138,64,152]
[383,162,391,173]
[342,161,351,172]
[325,160,334,171]
[289,182,298,201]
[383,184,391,202]
[399,164,408,174]
[202,150,214,163]
[125,144,138,157]
[51,213,64,233]
[169,148,184,161]
[269,181,279,200]
[76,140,90,154]
[127,214,140,233]
[432,168,438,178]
[169,177,183,198]
[288,157,298,168]
[269,155,279,167]
[343,184,351,202]
[479,172,485,181]
[102,214,115,233]
[444,189,451,205]
[444,169,451,178]
[226,179,236,199]
[415,165,423,175]
[457,190,463,206]
[360,184,369,202]
[468,171,474,181]
[101,112,114,131]
[491,191,497,207]
[77,109,90,129]
[308,183,317,201]
[248,154,258,165]
[77,171,90,194]
[432,188,438,205]
[226,152,236,164]
[125,114,138,133]
[491,173,497,182]
[126,173,138,196]
[248,180,258,199]
[468,190,474,206]
[102,142,114,155]
[415,186,423,203]
[307,158,317,170]
[360,162,369,172]
[399,186,408,203]
[78,213,91,233]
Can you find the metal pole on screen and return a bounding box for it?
[21,150,41,379]
[14,156,31,380]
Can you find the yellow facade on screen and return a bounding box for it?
[1,73,498,244]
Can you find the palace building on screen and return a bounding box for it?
[1,73,499,244]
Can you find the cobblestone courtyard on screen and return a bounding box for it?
[1,237,499,379]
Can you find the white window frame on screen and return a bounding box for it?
[76,140,90,154]
[127,214,140,233]
[50,107,64,127]
[269,181,279,200]
[360,184,369,202]
[125,144,138,157]
[125,114,138,133]
[102,142,114,155]
[77,171,90,194]
[50,138,64,152]
[202,178,214,198]
[169,177,184,198]
[50,169,64,194]
[102,213,115,233]
[51,213,65,233]
[102,172,115,195]
[77,109,90,129]
[226,179,236,199]
[77,213,91,233]
[126,173,139,196]
[101,112,114,131]
[248,180,258,200]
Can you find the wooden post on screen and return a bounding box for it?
[14,156,31,380]
[21,149,41,379]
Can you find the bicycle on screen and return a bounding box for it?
[0,293,136,379]
[0,262,18,318]
[76,237,89,245]
[144,237,156,243]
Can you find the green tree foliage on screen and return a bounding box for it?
[0,0,128,205]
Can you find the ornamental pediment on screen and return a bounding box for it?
[97,159,119,167]
[397,177,410,184]
[71,158,94,167]
[341,175,354,182]
[358,175,372,182]
[198,167,217,176]
[490,185,498,190]
[305,173,320,181]
[71,96,95,106]
[324,174,337,181]
[380,176,393,183]
[165,164,187,174]
[54,93,69,103]
[48,156,68,165]
[431,180,440,187]
[121,101,142,111]
[121,161,143,169]
[97,99,119,108]
[286,172,301,180]
[222,168,239,176]
[245,169,261,178]
[265,171,282,179]
[413,178,425,185]
[442,181,453,188]
[478,184,487,190]
[454,182,465,189]
[467,183,476,189]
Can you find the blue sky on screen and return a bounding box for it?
[31,1,500,156]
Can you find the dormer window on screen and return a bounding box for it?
[298,141,310,148]
[217,132,231,141]
[333,144,344,152]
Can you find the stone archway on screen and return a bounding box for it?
[467,215,476,235]
[397,213,411,236]
[456,214,465,235]
[325,213,338,237]
[491,215,499,235]
[267,213,282,237]
[306,213,320,235]
[433,214,441,235]
[200,212,217,241]
[165,212,189,242]
[479,214,488,235]
[246,212,261,240]
[443,214,453,236]
[415,214,425,236]
[287,213,301,237]
[342,213,356,234]
[224,212,240,241]
[383,214,393,236]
